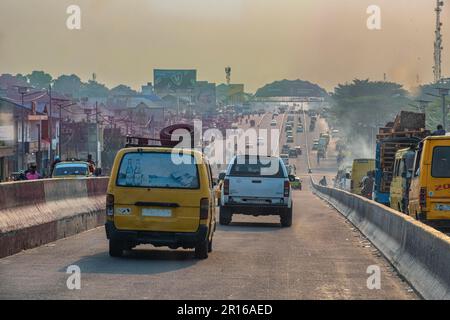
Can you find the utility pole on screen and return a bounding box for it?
[17,86,29,170]
[439,88,449,130]
[434,0,444,83]
[48,84,53,170]
[95,101,101,168]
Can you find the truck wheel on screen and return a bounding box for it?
[109,239,124,257]
[219,206,232,225]
[195,240,209,259]
[280,207,293,227]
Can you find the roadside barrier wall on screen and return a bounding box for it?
[311,179,450,300]
[0,177,108,258]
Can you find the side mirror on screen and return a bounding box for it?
[288,175,296,182]
[218,172,226,181]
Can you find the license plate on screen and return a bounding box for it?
[142,208,172,217]
[435,204,450,211]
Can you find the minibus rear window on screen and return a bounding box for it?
[431,146,450,178]
[116,152,199,189]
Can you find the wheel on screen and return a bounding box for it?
[219,206,232,225]
[280,207,293,227]
[195,240,209,259]
[109,239,124,257]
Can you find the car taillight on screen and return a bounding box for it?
[223,179,230,196]
[284,181,290,197]
[200,198,209,219]
[419,187,427,208]
[106,194,114,216]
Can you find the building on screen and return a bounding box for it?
[0,97,51,180]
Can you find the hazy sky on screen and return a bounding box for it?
[1,0,449,92]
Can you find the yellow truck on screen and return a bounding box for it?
[408,136,450,226]
[389,148,416,213]
[351,159,375,196]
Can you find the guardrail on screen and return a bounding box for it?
[311,178,450,300]
[0,177,108,258]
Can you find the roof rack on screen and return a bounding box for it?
[125,123,195,148]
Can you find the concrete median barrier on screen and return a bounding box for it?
[311,178,450,300]
[0,177,108,258]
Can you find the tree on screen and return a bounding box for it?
[329,79,412,144]
[255,79,328,97]
[80,80,110,97]
[52,74,83,97]
[27,71,52,90]
[110,84,137,96]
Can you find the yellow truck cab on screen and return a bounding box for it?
[390,148,416,213]
[350,159,375,195]
[408,136,450,226]
[105,146,216,259]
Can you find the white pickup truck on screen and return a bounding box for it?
[219,155,294,227]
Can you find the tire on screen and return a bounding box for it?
[109,239,124,257]
[195,240,209,259]
[219,206,232,225]
[280,207,293,227]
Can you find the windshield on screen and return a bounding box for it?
[54,164,88,176]
[229,156,285,178]
[117,152,199,189]
[432,146,450,178]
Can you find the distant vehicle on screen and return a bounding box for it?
[312,142,319,151]
[250,119,256,127]
[350,159,375,196]
[271,120,277,126]
[220,155,294,227]
[332,129,339,134]
[52,161,91,178]
[390,147,416,213]
[281,144,290,154]
[297,126,304,133]
[289,148,298,158]
[285,124,292,132]
[295,146,302,155]
[280,154,289,166]
[287,135,294,143]
[409,136,450,226]
[291,177,302,190]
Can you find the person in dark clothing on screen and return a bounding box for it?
[319,176,328,186]
[361,171,375,199]
[432,124,446,136]
[50,156,61,176]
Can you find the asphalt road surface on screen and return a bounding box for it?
[0,103,418,299]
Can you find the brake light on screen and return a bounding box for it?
[419,187,427,208]
[223,179,230,196]
[200,198,209,219]
[284,181,290,197]
[106,194,114,216]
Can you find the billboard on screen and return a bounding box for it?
[154,69,197,92]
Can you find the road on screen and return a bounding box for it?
[0,103,418,299]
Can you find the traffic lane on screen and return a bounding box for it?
[0,186,416,299]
